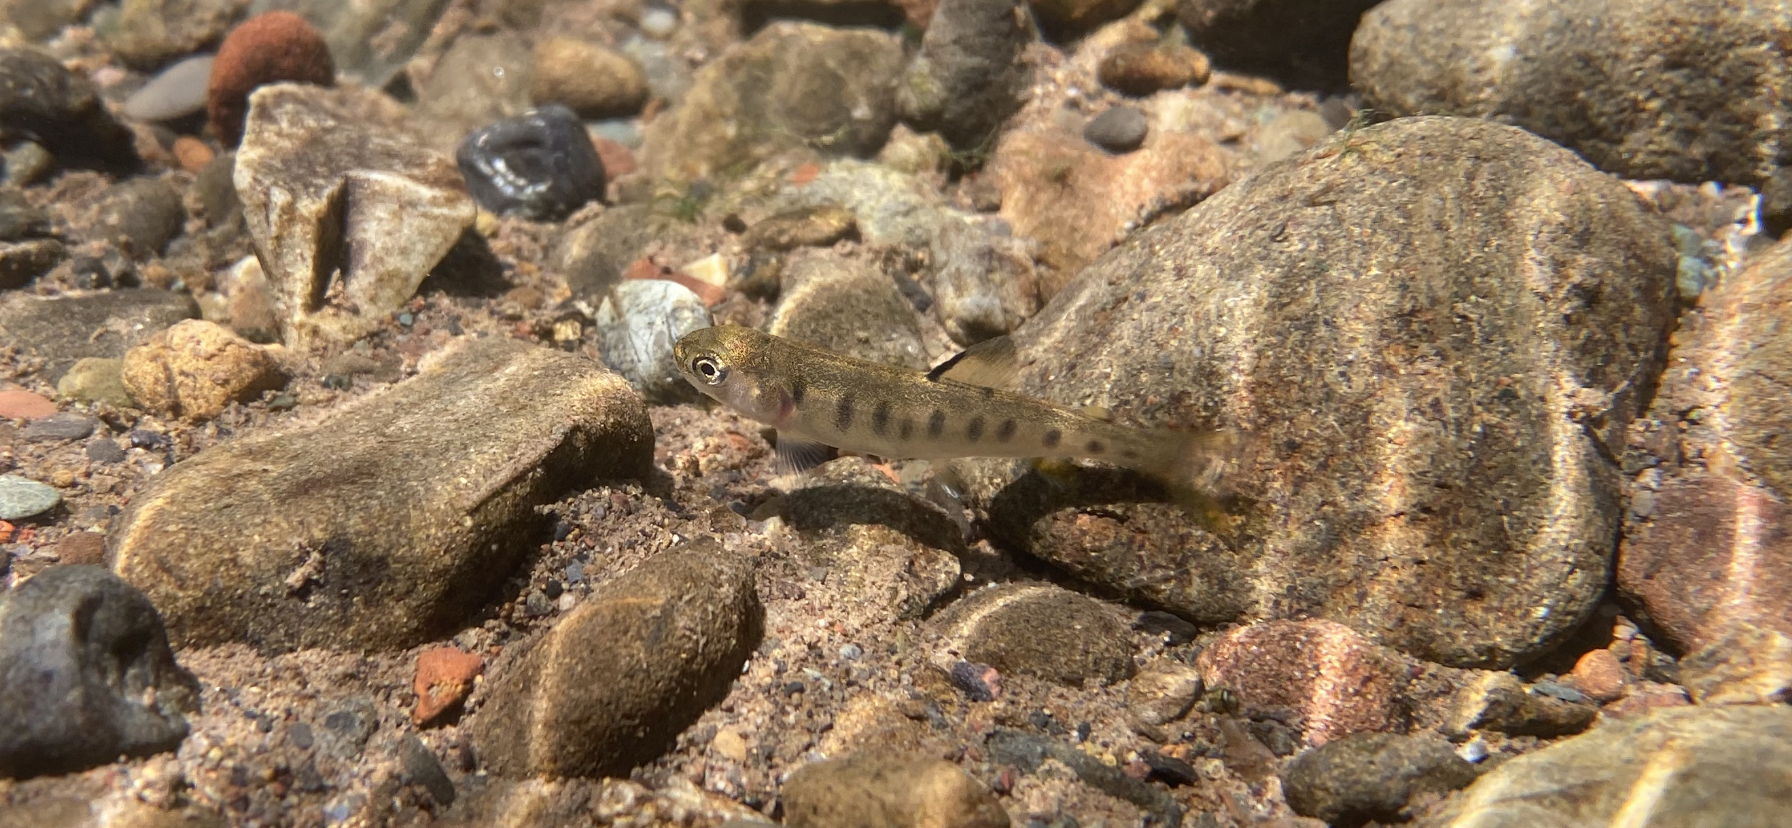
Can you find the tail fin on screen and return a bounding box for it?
[1161,429,1256,540]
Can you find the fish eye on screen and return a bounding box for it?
[692,356,727,385]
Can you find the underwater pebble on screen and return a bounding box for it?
[122,55,215,122]
[122,320,288,421]
[0,387,56,420]
[414,647,483,726]
[472,541,761,777]
[781,750,1009,828]
[0,474,60,520]
[1281,732,1478,825]
[0,49,137,168]
[111,337,652,651]
[594,279,712,404]
[1098,41,1211,96]
[1084,106,1148,153]
[529,37,648,119]
[22,412,95,442]
[0,566,200,779]
[207,11,336,146]
[458,105,607,221]
[931,583,1134,686]
[640,6,678,37]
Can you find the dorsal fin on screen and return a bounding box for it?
[925,335,1018,390]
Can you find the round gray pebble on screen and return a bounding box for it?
[1084,106,1148,153]
[23,412,95,442]
[0,474,61,520]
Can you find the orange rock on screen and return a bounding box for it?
[172,136,215,172]
[0,387,57,420]
[791,162,821,185]
[1570,649,1629,703]
[413,646,483,726]
[207,11,335,146]
[590,136,638,179]
[0,521,12,543]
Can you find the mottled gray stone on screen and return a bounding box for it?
[967,116,1676,668]
[109,337,653,651]
[1282,732,1478,825]
[0,289,199,383]
[641,22,902,184]
[930,582,1134,686]
[1352,0,1792,188]
[767,251,928,370]
[1419,706,1792,828]
[83,177,186,259]
[471,541,761,778]
[234,83,474,348]
[1083,106,1148,153]
[896,0,1031,152]
[0,474,61,521]
[928,217,1039,345]
[0,566,200,779]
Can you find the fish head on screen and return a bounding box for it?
[674,325,789,423]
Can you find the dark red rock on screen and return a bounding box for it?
[206,11,335,146]
[1618,473,1792,653]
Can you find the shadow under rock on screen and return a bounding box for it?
[982,463,1258,624]
[419,229,510,298]
[779,482,969,555]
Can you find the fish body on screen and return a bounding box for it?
[673,326,1237,488]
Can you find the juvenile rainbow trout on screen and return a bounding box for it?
[673,326,1241,490]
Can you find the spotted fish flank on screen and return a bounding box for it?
[672,326,1243,492]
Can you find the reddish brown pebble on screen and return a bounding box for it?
[413,646,484,726]
[1570,649,1629,703]
[0,521,13,543]
[172,136,215,173]
[53,532,107,566]
[0,387,57,421]
[791,162,821,185]
[207,11,335,146]
[590,137,637,179]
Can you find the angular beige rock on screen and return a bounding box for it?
[121,320,288,421]
[110,337,653,651]
[234,84,475,348]
[471,541,761,778]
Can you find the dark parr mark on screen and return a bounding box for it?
[790,378,806,404]
[1085,439,1106,454]
[1121,448,1138,459]
[996,419,1017,442]
[899,417,914,441]
[928,410,947,438]
[872,401,892,436]
[835,393,855,431]
[1042,429,1062,448]
[966,416,985,442]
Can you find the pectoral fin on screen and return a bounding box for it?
[926,335,1018,390]
[773,434,836,476]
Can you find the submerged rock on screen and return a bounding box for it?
[0,566,200,779]
[969,116,1675,668]
[121,319,289,421]
[1282,732,1478,825]
[1419,705,1792,827]
[109,337,653,651]
[781,750,1009,828]
[458,105,606,221]
[1353,0,1792,189]
[0,289,199,383]
[768,252,928,370]
[1178,0,1381,89]
[896,0,1031,152]
[642,22,902,183]
[929,582,1134,686]
[234,83,474,348]
[594,279,713,404]
[472,541,761,778]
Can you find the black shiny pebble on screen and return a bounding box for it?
[456,105,606,221]
[949,660,1000,702]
